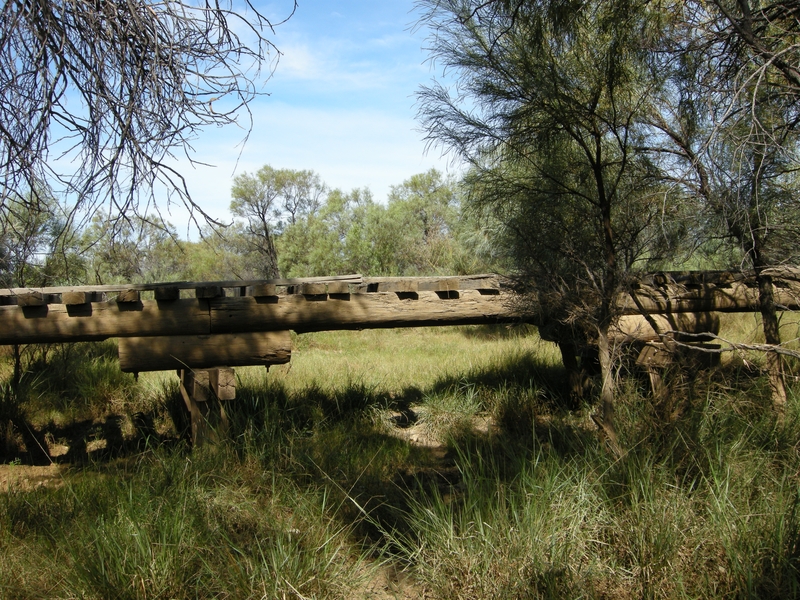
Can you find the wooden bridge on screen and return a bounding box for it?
[2,268,798,443]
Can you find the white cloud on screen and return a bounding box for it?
[272,40,404,91]
[276,44,319,79]
[149,2,461,236]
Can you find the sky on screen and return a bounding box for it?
[171,0,459,229]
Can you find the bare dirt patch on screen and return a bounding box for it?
[0,464,65,492]
[356,563,431,600]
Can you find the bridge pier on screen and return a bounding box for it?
[178,368,236,447]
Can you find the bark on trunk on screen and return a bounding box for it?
[756,269,787,416]
[559,341,584,409]
[594,326,622,457]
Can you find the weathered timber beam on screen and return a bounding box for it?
[209,289,517,334]
[0,274,501,304]
[0,290,516,345]
[0,298,210,344]
[364,274,500,289]
[0,275,796,346]
[180,368,236,447]
[62,291,106,305]
[610,313,720,343]
[633,266,800,287]
[619,281,800,314]
[118,331,291,372]
[0,274,363,297]
[619,266,800,314]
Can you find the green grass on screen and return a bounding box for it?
[1,321,800,598]
[0,447,370,599]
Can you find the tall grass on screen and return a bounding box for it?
[1,322,800,598]
[0,445,371,598]
[382,338,800,599]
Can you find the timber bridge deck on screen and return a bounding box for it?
[2,269,797,443]
[1,269,799,368]
[0,274,510,367]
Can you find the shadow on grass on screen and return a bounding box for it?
[430,350,573,407]
[5,340,800,598]
[212,349,609,550]
[1,378,185,466]
[455,323,538,340]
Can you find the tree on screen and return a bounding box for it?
[230,166,325,279]
[0,191,85,424]
[417,0,684,446]
[83,213,189,284]
[386,169,463,275]
[188,226,266,281]
[276,171,479,278]
[0,192,84,288]
[647,1,800,413]
[278,170,326,227]
[278,187,378,277]
[1,0,295,233]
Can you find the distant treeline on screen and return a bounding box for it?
[0,168,506,288]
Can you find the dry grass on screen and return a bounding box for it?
[1,321,800,599]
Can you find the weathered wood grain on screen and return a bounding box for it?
[118,331,291,372]
[246,283,277,297]
[0,270,797,346]
[419,277,460,292]
[0,299,209,344]
[209,289,518,334]
[326,282,351,294]
[211,368,237,400]
[0,274,363,297]
[0,291,518,344]
[619,279,800,314]
[116,290,140,303]
[610,313,720,343]
[195,286,224,299]
[61,291,106,304]
[357,280,419,293]
[364,274,500,291]
[17,292,47,307]
[300,283,327,295]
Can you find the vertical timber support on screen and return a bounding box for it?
[178,368,236,447]
[558,341,584,409]
[636,343,672,402]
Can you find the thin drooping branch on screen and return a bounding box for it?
[0,0,295,232]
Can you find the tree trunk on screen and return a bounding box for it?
[594,325,622,457]
[559,341,585,409]
[264,232,280,279]
[756,268,787,416]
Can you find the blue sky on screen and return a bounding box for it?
[174,0,458,227]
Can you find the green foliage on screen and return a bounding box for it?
[0,447,366,599]
[82,213,188,284]
[0,191,85,288]
[230,165,326,278]
[417,0,687,346]
[384,169,461,275]
[20,341,138,421]
[277,169,495,277]
[1,166,501,287]
[278,186,370,276]
[384,373,800,599]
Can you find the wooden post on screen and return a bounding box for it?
[178,367,236,447]
[636,343,672,400]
